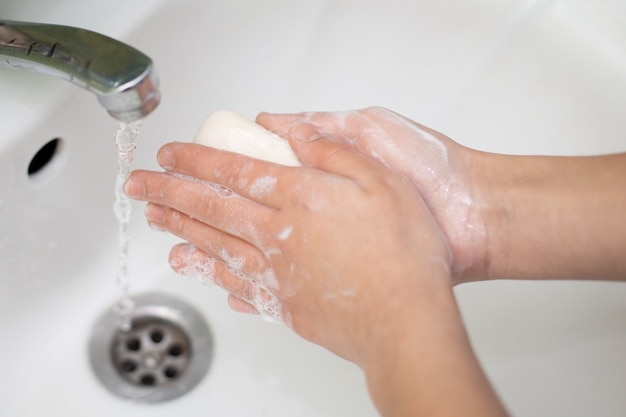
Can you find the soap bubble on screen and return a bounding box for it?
[174,245,217,286]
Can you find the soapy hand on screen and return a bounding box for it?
[125,122,454,364]
[257,107,486,281]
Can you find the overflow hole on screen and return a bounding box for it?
[28,138,63,177]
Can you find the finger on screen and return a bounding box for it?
[169,243,260,301]
[227,294,259,315]
[256,112,303,137]
[257,110,364,140]
[260,109,452,192]
[168,243,217,286]
[156,142,290,209]
[258,107,445,161]
[170,244,285,322]
[286,122,391,185]
[260,108,454,180]
[145,203,270,276]
[126,170,274,247]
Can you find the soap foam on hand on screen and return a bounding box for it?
[193,110,301,167]
[190,110,297,325]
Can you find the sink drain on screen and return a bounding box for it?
[113,317,191,387]
[89,292,213,403]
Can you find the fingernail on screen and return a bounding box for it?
[158,146,175,170]
[169,256,182,268]
[145,203,165,225]
[124,177,145,199]
[290,122,323,142]
[169,243,194,272]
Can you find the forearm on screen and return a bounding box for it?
[363,285,508,417]
[477,152,626,281]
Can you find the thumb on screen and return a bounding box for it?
[287,122,377,178]
[288,121,325,143]
[286,122,326,168]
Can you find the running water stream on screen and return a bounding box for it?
[112,121,142,331]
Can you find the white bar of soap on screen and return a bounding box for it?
[193,110,301,167]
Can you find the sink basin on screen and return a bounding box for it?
[1,1,626,416]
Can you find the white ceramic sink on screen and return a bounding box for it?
[1,1,626,416]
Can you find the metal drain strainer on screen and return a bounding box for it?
[89,292,213,403]
[113,318,191,387]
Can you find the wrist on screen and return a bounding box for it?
[447,148,501,283]
[361,286,460,414]
[361,282,507,416]
[470,152,626,281]
[463,150,518,282]
[453,149,524,283]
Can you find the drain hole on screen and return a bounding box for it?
[121,360,137,373]
[28,138,63,178]
[169,344,183,357]
[164,366,178,379]
[126,338,141,351]
[140,374,157,386]
[150,329,164,343]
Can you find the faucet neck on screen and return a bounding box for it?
[0,21,159,122]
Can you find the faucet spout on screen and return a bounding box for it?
[0,20,160,122]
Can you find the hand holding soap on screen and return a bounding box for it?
[193,110,301,167]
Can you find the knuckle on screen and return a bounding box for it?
[223,157,254,190]
[241,284,256,304]
[361,106,391,118]
[196,190,220,219]
[165,208,186,234]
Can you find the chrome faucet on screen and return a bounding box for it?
[0,20,159,122]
